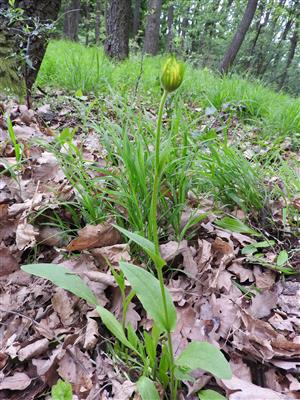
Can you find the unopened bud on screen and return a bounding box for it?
[161,56,184,93]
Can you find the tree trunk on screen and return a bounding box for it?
[219,0,258,73]
[84,0,90,46]
[180,15,188,52]
[166,3,174,53]
[144,0,162,55]
[104,0,131,60]
[63,0,81,41]
[95,0,101,45]
[0,0,62,104]
[132,0,142,37]
[278,21,299,90]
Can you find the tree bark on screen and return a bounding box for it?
[219,0,258,73]
[63,0,81,41]
[0,0,62,103]
[95,0,101,45]
[83,0,90,46]
[132,0,142,37]
[180,15,188,52]
[104,0,131,60]
[166,3,174,53]
[144,0,162,55]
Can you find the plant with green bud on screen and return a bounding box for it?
[21,56,231,400]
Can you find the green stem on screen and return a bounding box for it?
[157,266,176,400]
[150,89,177,399]
[150,89,168,252]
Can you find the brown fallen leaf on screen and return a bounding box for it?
[0,245,19,276]
[67,222,121,251]
[220,375,291,400]
[249,289,278,319]
[18,338,49,361]
[0,372,31,390]
[230,357,252,382]
[228,261,254,283]
[212,237,234,259]
[52,288,78,327]
[91,243,131,267]
[83,310,99,350]
[159,240,188,262]
[57,346,94,395]
[112,379,136,400]
[37,226,66,247]
[16,222,39,250]
[13,124,38,140]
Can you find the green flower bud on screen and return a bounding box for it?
[161,56,184,93]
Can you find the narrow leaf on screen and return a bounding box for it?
[215,217,261,236]
[114,226,166,268]
[276,250,288,267]
[119,262,176,332]
[175,342,232,379]
[95,306,136,352]
[21,264,97,306]
[198,389,226,400]
[136,376,160,400]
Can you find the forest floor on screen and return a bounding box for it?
[0,41,300,399]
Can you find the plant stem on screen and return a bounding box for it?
[150,89,168,253]
[157,265,176,400]
[150,89,177,399]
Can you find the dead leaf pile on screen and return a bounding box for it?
[0,97,299,399]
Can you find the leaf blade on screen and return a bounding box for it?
[136,376,160,400]
[21,263,97,306]
[114,226,166,268]
[119,262,176,332]
[175,341,232,379]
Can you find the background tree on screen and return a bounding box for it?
[63,0,81,41]
[219,0,259,73]
[104,0,132,60]
[0,0,62,104]
[144,0,163,55]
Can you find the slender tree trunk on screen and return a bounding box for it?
[180,15,188,52]
[63,0,81,41]
[132,0,142,37]
[278,21,299,90]
[105,0,131,60]
[269,17,293,68]
[84,0,90,46]
[257,0,299,77]
[144,0,163,55]
[95,0,101,45]
[219,0,258,73]
[167,3,174,53]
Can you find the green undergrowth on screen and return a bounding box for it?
[38,40,300,138]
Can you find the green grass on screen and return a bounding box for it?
[34,40,300,236]
[38,40,300,138]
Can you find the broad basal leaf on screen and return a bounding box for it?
[175,341,232,379]
[198,389,226,400]
[21,263,97,306]
[136,376,160,400]
[96,306,136,353]
[51,379,72,400]
[119,262,176,332]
